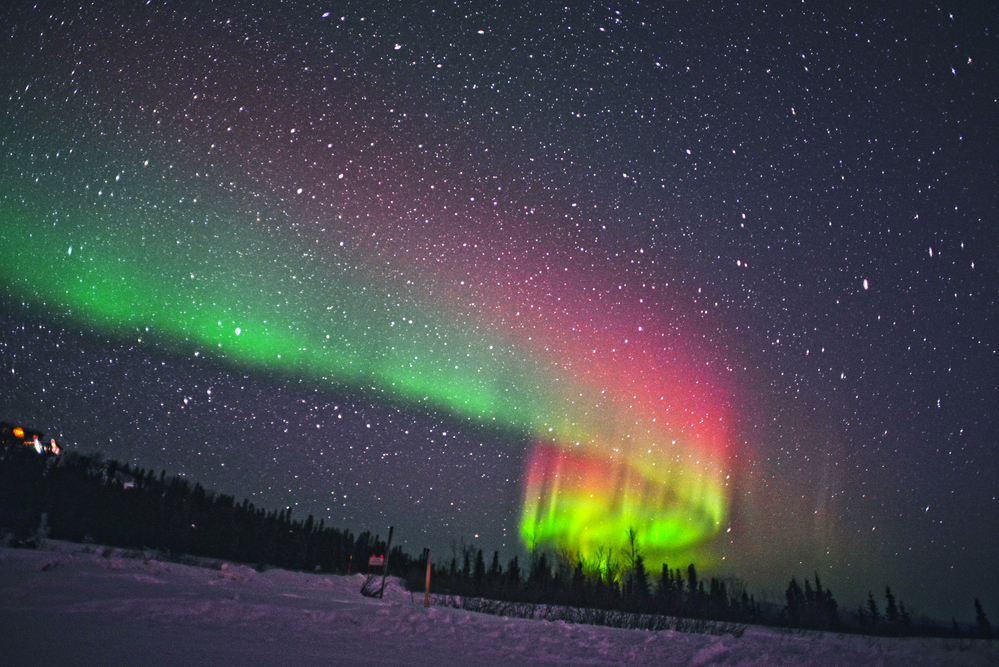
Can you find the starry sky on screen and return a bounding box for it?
[2,0,997,622]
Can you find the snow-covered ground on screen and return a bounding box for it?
[1,542,994,666]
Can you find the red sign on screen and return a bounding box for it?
[368,555,384,566]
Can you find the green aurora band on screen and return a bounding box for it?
[1,188,735,571]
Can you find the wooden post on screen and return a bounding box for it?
[424,550,432,608]
[379,525,394,599]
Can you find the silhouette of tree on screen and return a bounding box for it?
[473,549,486,587]
[570,559,587,607]
[462,546,472,580]
[866,591,881,632]
[885,586,899,632]
[2,436,984,639]
[627,554,649,611]
[858,605,869,633]
[487,550,502,588]
[975,599,992,639]
[785,578,805,627]
[899,601,912,637]
[505,555,521,594]
[625,526,641,572]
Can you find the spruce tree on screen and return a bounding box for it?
[975,599,992,639]
[631,555,649,606]
[571,560,586,606]
[487,550,502,586]
[885,587,900,633]
[506,556,521,593]
[785,578,804,627]
[473,549,486,586]
[899,601,911,637]
[687,564,698,601]
[866,591,881,632]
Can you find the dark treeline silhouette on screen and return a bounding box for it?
[415,544,991,639]
[783,573,841,631]
[415,543,764,626]
[0,440,412,575]
[1,435,992,639]
[853,586,912,637]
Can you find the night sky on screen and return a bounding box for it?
[2,1,997,622]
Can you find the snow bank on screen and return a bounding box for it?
[1,542,995,666]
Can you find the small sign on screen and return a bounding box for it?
[368,555,384,566]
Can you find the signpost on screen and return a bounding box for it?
[379,526,394,599]
[358,525,395,598]
[424,551,432,608]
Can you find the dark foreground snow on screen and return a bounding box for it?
[1,542,994,666]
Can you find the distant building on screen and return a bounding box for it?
[0,422,60,455]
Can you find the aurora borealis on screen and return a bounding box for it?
[1,146,737,569]
[2,0,997,622]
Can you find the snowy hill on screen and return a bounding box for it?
[1,542,993,666]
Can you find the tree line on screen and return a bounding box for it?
[414,542,991,639]
[0,441,408,574]
[416,542,764,625]
[0,437,991,639]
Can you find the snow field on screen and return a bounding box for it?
[1,542,995,666]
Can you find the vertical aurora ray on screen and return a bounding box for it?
[513,323,733,569]
[347,223,738,569]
